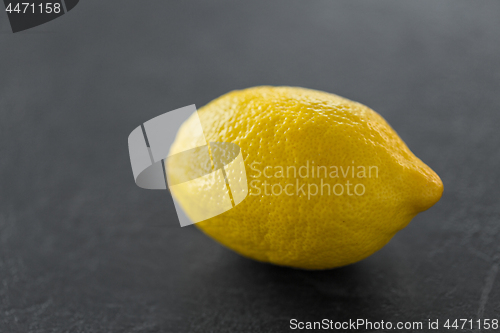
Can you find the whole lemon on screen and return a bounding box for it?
[167,86,443,270]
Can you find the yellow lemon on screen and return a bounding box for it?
[167,86,443,270]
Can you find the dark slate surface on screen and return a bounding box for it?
[1,1,500,332]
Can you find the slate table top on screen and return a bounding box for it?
[1,1,500,332]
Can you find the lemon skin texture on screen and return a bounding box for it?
[167,86,443,270]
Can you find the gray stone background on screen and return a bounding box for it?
[1,1,499,332]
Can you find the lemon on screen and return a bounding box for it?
[167,86,443,270]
